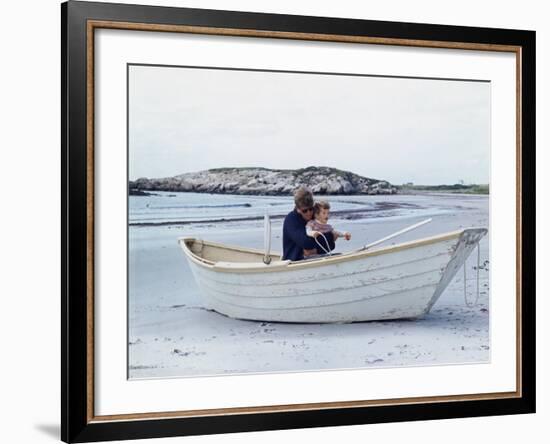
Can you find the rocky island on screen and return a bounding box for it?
[129,166,397,196]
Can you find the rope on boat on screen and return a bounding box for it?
[464,242,481,307]
[314,232,332,256]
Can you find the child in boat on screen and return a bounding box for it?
[304,201,351,257]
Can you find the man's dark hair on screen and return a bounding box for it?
[294,186,314,209]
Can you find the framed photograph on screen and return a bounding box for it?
[61,1,536,442]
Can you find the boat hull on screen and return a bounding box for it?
[179,228,487,323]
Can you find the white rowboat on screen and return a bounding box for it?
[178,228,487,323]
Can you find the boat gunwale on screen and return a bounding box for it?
[192,249,453,287]
[178,229,471,273]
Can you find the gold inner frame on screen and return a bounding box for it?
[85,19,523,423]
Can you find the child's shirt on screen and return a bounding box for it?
[306,219,334,235]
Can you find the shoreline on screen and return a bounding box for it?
[129,192,489,227]
[129,201,422,227]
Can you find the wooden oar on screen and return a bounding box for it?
[363,218,432,250]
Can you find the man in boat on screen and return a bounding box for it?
[282,187,336,261]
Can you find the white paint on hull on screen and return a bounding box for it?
[179,228,487,323]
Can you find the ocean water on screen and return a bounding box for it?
[128,191,472,226]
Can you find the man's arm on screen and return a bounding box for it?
[286,216,318,250]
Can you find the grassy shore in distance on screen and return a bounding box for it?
[398,184,489,195]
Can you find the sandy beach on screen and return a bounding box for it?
[128,192,490,379]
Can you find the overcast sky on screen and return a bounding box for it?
[129,65,490,185]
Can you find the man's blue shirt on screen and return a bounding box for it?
[282,209,335,261]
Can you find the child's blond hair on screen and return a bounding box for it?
[313,200,330,216]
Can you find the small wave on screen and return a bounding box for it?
[128,204,427,227]
[139,203,253,210]
[129,214,286,226]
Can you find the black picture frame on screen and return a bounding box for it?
[61,1,536,442]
